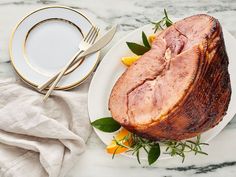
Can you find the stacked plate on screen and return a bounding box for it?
[10,6,100,90]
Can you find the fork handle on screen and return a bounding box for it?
[43,50,83,101]
[38,50,83,91]
[38,55,83,91]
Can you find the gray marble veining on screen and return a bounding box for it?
[0,0,236,177]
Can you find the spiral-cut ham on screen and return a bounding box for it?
[108,14,231,140]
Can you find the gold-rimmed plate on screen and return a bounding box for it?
[9,6,100,90]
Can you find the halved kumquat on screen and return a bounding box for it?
[106,128,132,154]
[148,34,156,44]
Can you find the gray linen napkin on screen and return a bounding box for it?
[0,77,92,177]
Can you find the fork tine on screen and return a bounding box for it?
[85,26,96,43]
[91,28,100,43]
[84,26,94,41]
[88,27,99,44]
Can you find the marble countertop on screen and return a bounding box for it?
[0,0,236,177]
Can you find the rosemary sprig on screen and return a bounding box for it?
[151,9,173,33]
[112,133,160,165]
[131,134,161,164]
[112,133,208,165]
[164,135,209,163]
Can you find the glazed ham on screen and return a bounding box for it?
[109,14,231,140]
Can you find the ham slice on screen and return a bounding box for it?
[109,14,231,140]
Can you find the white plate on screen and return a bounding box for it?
[10,6,100,90]
[88,24,236,160]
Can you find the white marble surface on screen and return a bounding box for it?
[0,0,236,177]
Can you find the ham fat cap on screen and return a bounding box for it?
[108,14,231,141]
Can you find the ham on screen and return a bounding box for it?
[108,14,231,140]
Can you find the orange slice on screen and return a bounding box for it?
[121,56,140,67]
[148,34,156,44]
[106,128,132,154]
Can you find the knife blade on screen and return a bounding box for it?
[66,25,117,72]
[81,25,117,57]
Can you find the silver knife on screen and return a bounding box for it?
[67,25,117,72]
[38,25,117,91]
[81,25,117,57]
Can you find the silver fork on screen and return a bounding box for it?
[43,26,99,101]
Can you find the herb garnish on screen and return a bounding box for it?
[111,132,161,165]
[151,9,173,33]
[126,41,150,55]
[126,9,173,56]
[126,31,151,55]
[164,136,209,163]
[91,117,121,132]
[91,117,209,165]
[142,31,151,48]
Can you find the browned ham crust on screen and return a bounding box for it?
[109,14,231,140]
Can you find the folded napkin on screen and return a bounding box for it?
[0,77,92,177]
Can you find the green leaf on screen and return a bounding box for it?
[136,150,141,164]
[164,9,168,18]
[91,117,121,132]
[148,144,160,165]
[166,18,173,27]
[126,42,150,55]
[164,9,173,27]
[142,31,151,49]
